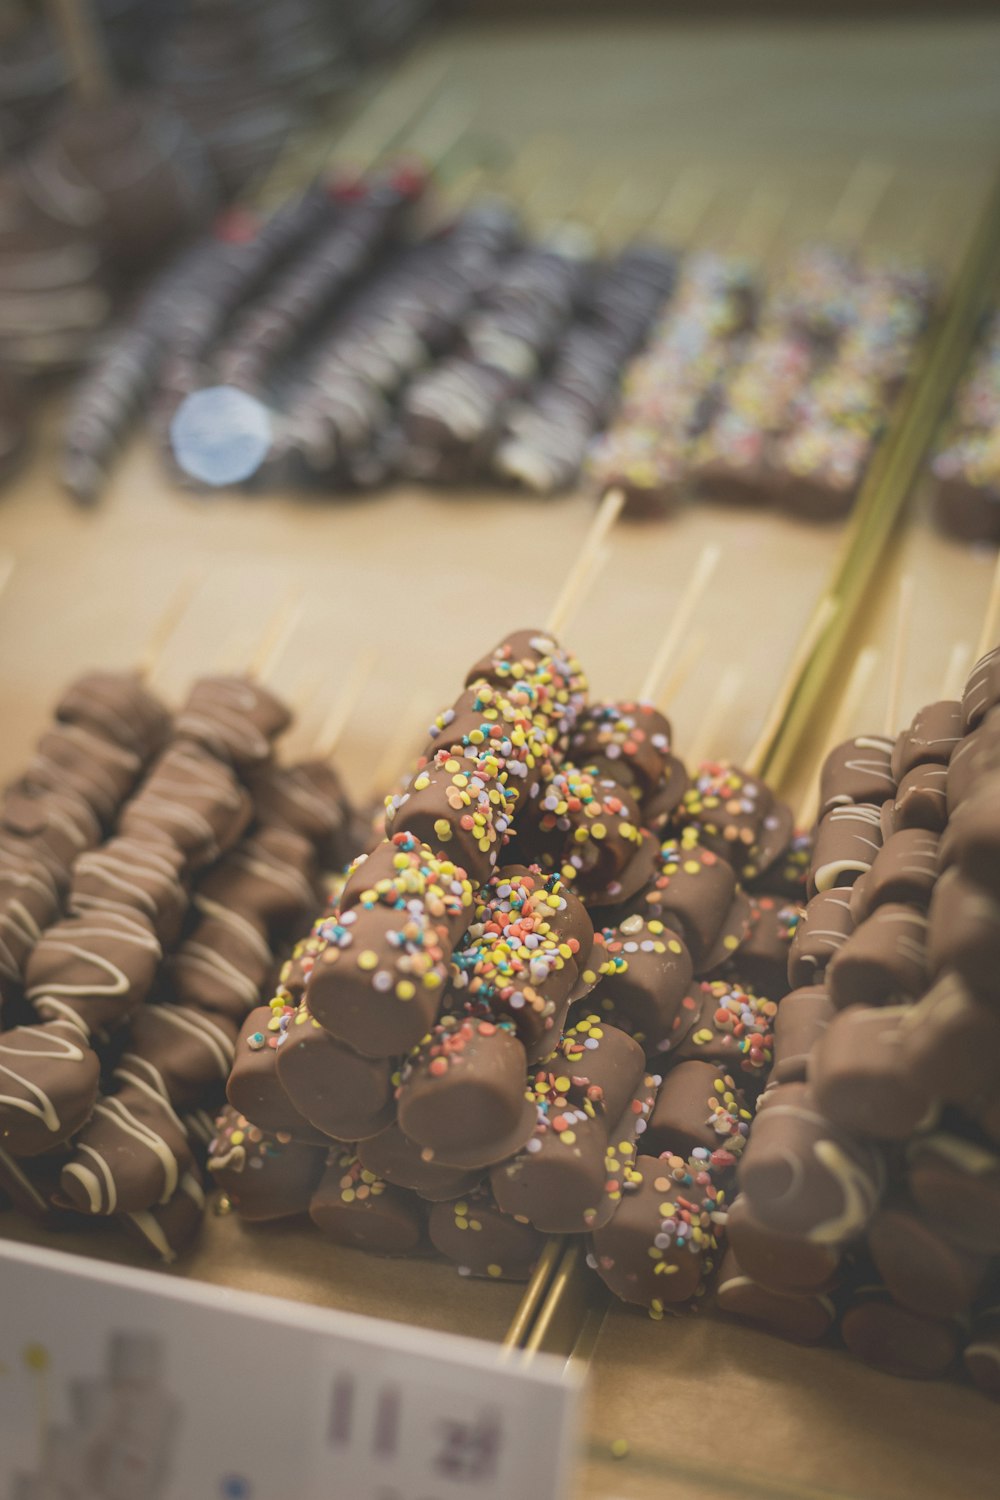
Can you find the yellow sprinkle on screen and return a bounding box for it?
[396,980,416,1001]
[358,951,378,971]
[610,1439,630,1460]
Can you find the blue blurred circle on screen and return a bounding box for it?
[170,386,273,487]
[220,1474,251,1499]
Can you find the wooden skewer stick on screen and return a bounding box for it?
[942,641,972,701]
[638,544,721,706]
[0,554,15,603]
[826,156,894,246]
[975,545,1000,663]
[883,573,915,737]
[546,488,624,637]
[796,645,881,828]
[745,595,839,777]
[137,572,203,682]
[250,594,307,685]
[686,667,742,768]
[650,165,718,247]
[46,0,115,107]
[655,629,707,711]
[316,647,379,762]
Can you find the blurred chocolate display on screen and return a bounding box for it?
[931,309,1000,544]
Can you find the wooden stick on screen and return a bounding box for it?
[883,572,915,737]
[250,594,306,684]
[942,641,972,701]
[796,646,880,827]
[655,629,707,710]
[826,156,894,245]
[976,546,1000,662]
[686,667,741,768]
[745,595,839,777]
[638,544,721,706]
[137,572,202,681]
[650,166,718,247]
[46,0,115,107]
[0,554,15,604]
[315,647,378,761]
[546,488,624,637]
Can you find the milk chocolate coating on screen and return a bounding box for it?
[927,866,1000,993]
[170,907,271,1021]
[21,723,143,826]
[119,1002,237,1112]
[357,1121,482,1203]
[248,758,354,868]
[490,1112,609,1234]
[69,836,187,946]
[947,712,1000,814]
[697,890,753,976]
[678,761,776,871]
[585,914,693,1056]
[730,894,800,998]
[463,629,588,734]
[428,1186,545,1281]
[120,743,253,871]
[849,829,939,922]
[627,834,737,968]
[589,1154,726,1309]
[528,765,645,904]
[891,700,962,780]
[818,736,896,818]
[639,754,691,832]
[1,784,102,889]
[309,1149,424,1255]
[808,803,883,897]
[0,1142,78,1229]
[645,1060,751,1160]
[893,763,949,833]
[749,827,811,901]
[0,856,60,985]
[941,771,1000,887]
[341,832,474,943]
[715,1248,836,1343]
[26,908,162,1037]
[395,1016,535,1169]
[907,1133,1000,1254]
[0,1020,100,1155]
[385,745,510,885]
[965,1302,1000,1401]
[55,670,170,759]
[840,1285,960,1379]
[208,1105,325,1222]
[568,700,673,800]
[174,674,291,769]
[963,644,1000,732]
[725,1193,841,1293]
[304,903,449,1059]
[826,903,928,1010]
[771,985,835,1085]
[899,971,1000,1108]
[275,1002,395,1141]
[809,1005,935,1139]
[747,801,797,887]
[119,1168,205,1264]
[868,1200,989,1319]
[196,825,319,937]
[226,1005,327,1141]
[670,979,777,1081]
[787,888,854,989]
[58,1077,193,1215]
[737,1083,885,1243]
[426,680,557,816]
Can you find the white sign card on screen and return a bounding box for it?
[0,1240,581,1500]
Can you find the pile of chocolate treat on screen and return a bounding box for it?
[206,629,802,1304]
[0,667,361,1258]
[931,309,1000,544]
[721,649,1000,1399]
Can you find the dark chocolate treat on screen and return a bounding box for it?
[21,723,143,825]
[70,836,188,946]
[963,644,1000,732]
[826,903,928,1010]
[170,907,271,1022]
[384,744,511,886]
[644,1061,751,1160]
[893,762,953,834]
[808,803,883,898]
[119,1002,237,1112]
[715,1247,836,1344]
[737,1083,885,1244]
[0,856,60,985]
[840,1284,960,1379]
[427,1185,545,1281]
[941,771,1000,887]
[55,670,171,759]
[787,888,854,988]
[899,971,1000,1108]
[395,1016,535,1170]
[771,985,836,1085]
[0,784,102,888]
[568,700,673,800]
[356,1121,482,1203]
[907,1133,1000,1254]
[584,915,693,1056]
[744,801,797,886]
[119,1168,205,1264]
[725,1193,841,1293]
[891,700,962,780]
[528,765,645,905]
[589,1153,726,1311]
[0,1142,79,1230]
[248,758,354,868]
[275,1002,395,1141]
[26,908,162,1038]
[640,754,691,832]
[120,744,253,871]
[730,894,800,997]
[697,890,753,976]
[974,1090,1000,1147]
[669,980,777,1082]
[309,1149,424,1255]
[810,1006,935,1139]
[0,1020,100,1156]
[868,1199,989,1320]
[818,736,896,818]
[749,827,811,901]
[58,1077,193,1215]
[174,674,291,770]
[848,829,939,922]
[965,1301,1000,1401]
[207,1104,325,1221]
[226,1005,327,1141]
[304,903,449,1059]
[626,833,738,969]
[927,865,1000,993]
[195,825,319,936]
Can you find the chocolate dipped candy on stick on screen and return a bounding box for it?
[724,1192,842,1295]
[428,1184,545,1281]
[207,1103,325,1221]
[840,1280,962,1381]
[715,1247,837,1344]
[0,1020,100,1156]
[309,1149,425,1256]
[583,914,694,1058]
[356,1119,481,1203]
